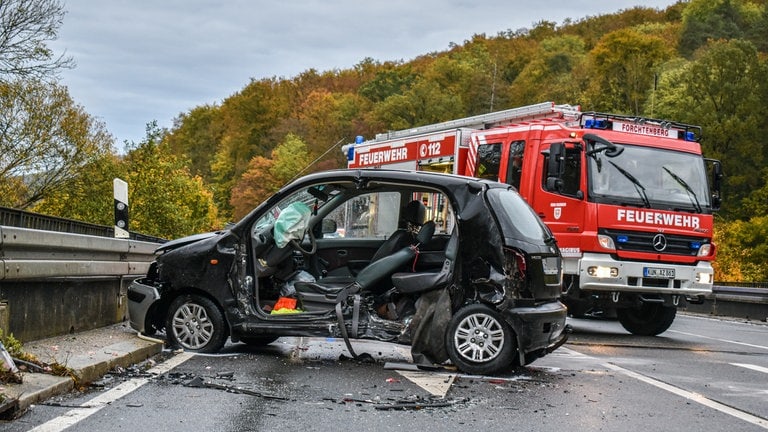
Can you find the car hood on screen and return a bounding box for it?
[155,231,221,253]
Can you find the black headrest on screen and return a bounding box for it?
[416,221,435,245]
[402,200,426,226]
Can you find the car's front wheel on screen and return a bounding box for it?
[166,294,228,353]
[445,304,517,375]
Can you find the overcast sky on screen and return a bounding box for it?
[50,0,678,146]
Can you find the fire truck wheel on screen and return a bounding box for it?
[616,303,677,336]
[445,304,517,375]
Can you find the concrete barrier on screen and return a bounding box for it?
[685,285,768,322]
[0,226,160,342]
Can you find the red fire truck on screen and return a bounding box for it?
[343,102,723,335]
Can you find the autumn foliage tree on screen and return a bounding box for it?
[12,0,768,280]
[230,133,312,220]
[0,0,110,209]
[34,123,221,239]
[0,80,114,208]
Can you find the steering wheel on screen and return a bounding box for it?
[290,227,317,255]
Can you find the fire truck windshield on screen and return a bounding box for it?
[588,144,711,212]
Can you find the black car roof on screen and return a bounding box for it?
[289,168,506,193]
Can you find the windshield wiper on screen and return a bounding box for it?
[663,167,702,213]
[608,161,650,208]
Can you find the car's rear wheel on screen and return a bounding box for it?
[166,294,228,352]
[445,304,517,375]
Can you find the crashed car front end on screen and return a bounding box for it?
[127,268,161,335]
[127,230,236,336]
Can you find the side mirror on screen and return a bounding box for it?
[706,158,723,211]
[321,219,338,234]
[546,142,566,192]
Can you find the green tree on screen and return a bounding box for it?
[679,0,746,58]
[206,77,292,216]
[31,152,122,224]
[583,26,674,113]
[230,133,311,220]
[164,104,223,182]
[358,61,415,103]
[651,39,767,218]
[508,35,587,106]
[372,78,463,130]
[123,123,220,239]
[713,216,768,281]
[0,80,114,208]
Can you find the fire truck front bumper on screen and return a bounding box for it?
[575,253,713,298]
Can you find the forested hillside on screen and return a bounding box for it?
[18,0,768,280]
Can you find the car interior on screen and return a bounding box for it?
[247,181,456,317]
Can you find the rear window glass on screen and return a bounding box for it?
[486,188,551,243]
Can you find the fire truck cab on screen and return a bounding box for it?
[344,102,723,336]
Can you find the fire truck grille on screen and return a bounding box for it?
[599,229,707,256]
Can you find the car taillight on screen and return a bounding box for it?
[511,249,526,278]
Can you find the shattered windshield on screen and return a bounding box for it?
[588,144,711,211]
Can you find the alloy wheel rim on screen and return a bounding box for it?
[453,312,505,363]
[172,302,214,350]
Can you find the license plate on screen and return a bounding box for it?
[643,267,675,278]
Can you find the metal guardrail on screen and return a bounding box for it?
[0,206,164,280]
[0,205,166,243]
[712,284,768,304]
[0,226,160,280]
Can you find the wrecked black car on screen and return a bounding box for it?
[128,169,568,375]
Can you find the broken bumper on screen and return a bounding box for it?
[502,300,569,362]
[126,279,160,334]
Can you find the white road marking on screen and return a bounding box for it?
[556,347,768,430]
[603,362,768,430]
[669,330,768,352]
[396,370,455,397]
[731,363,768,375]
[28,352,195,432]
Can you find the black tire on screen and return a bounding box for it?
[617,303,676,336]
[239,336,279,346]
[166,294,228,353]
[141,324,157,337]
[445,304,517,375]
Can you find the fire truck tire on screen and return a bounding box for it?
[616,303,676,336]
[445,304,517,375]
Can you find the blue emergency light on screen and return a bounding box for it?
[584,119,609,129]
[617,235,629,243]
[346,135,364,162]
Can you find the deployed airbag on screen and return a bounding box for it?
[274,202,311,248]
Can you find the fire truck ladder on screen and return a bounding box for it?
[372,101,581,142]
